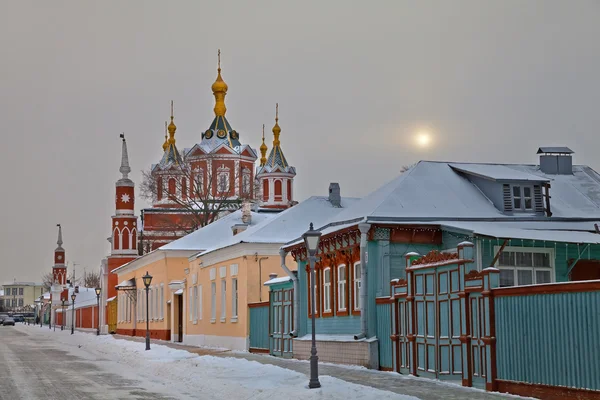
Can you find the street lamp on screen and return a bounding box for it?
[95,287,101,336]
[71,293,76,335]
[61,299,66,331]
[302,222,322,389]
[48,300,52,330]
[142,271,153,351]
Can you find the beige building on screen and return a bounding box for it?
[2,282,45,311]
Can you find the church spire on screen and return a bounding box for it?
[56,223,63,248]
[272,103,281,148]
[211,49,228,117]
[260,124,267,166]
[167,100,177,145]
[119,133,131,179]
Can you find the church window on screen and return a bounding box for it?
[157,177,163,201]
[287,180,292,202]
[168,178,176,196]
[242,168,251,195]
[217,165,230,193]
[181,178,187,200]
[192,168,204,196]
[274,180,282,201]
[263,180,269,201]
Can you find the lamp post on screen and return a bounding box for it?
[95,287,101,336]
[142,272,153,351]
[61,299,66,331]
[302,222,322,389]
[48,300,52,330]
[71,293,76,335]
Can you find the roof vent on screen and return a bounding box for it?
[537,147,573,175]
[329,183,341,207]
[269,273,278,280]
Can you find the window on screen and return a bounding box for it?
[181,178,187,200]
[512,185,534,211]
[160,284,164,319]
[353,263,361,311]
[217,165,230,193]
[19,288,23,296]
[232,278,238,320]
[12,288,17,296]
[220,280,226,322]
[192,168,204,196]
[307,268,320,317]
[157,177,163,201]
[18,299,23,307]
[197,285,203,320]
[189,287,194,321]
[168,178,176,196]
[337,265,347,312]
[210,282,216,322]
[323,268,332,313]
[242,168,251,194]
[496,247,554,287]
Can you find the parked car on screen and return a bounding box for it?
[12,315,24,322]
[2,317,15,326]
[0,314,9,324]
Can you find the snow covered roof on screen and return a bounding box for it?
[195,196,360,258]
[449,164,550,182]
[159,210,275,251]
[264,276,292,285]
[323,161,600,223]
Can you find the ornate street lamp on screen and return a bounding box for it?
[142,271,153,351]
[48,299,52,330]
[61,299,67,331]
[71,293,76,335]
[302,222,322,389]
[95,287,101,336]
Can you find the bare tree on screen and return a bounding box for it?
[83,270,101,288]
[140,153,256,233]
[41,272,54,291]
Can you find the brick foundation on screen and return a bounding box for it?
[293,339,379,369]
[116,328,170,341]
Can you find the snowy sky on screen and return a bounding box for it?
[1,1,599,282]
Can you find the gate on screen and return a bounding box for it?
[248,302,270,353]
[269,287,294,357]
[107,299,117,333]
[390,245,498,389]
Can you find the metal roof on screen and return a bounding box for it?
[537,147,574,154]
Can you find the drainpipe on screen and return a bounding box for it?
[354,223,371,340]
[279,249,298,337]
[258,257,268,302]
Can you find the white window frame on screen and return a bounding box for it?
[337,264,347,312]
[197,284,203,321]
[511,185,534,211]
[242,168,251,194]
[217,165,230,193]
[220,279,226,322]
[189,287,194,322]
[231,278,238,322]
[353,262,361,311]
[160,284,164,320]
[210,282,216,323]
[494,246,555,287]
[323,268,332,313]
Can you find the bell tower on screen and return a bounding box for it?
[50,224,69,326]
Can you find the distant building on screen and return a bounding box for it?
[1,281,44,311]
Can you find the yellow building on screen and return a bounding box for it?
[113,208,274,342]
[2,282,45,311]
[183,190,360,351]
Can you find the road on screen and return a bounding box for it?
[0,326,179,400]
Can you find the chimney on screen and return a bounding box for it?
[269,273,278,280]
[241,201,252,224]
[537,147,574,175]
[329,183,341,207]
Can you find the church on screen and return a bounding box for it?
[140,51,296,253]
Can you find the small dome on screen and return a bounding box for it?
[212,69,228,93]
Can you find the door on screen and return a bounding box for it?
[177,295,183,343]
[166,303,171,341]
[269,288,294,357]
[395,297,411,374]
[413,271,437,378]
[108,300,117,333]
[436,268,463,381]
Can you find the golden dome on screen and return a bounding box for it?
[162,121,168,151]
[272,103,281,147]
[260,124,267,166]
[212,50,228,116]
[168,101,176,145]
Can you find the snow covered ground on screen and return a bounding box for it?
[14,325,418,400]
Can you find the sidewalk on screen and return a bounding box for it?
[114,334,520,400]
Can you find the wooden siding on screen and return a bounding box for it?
[494,285,600,391]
